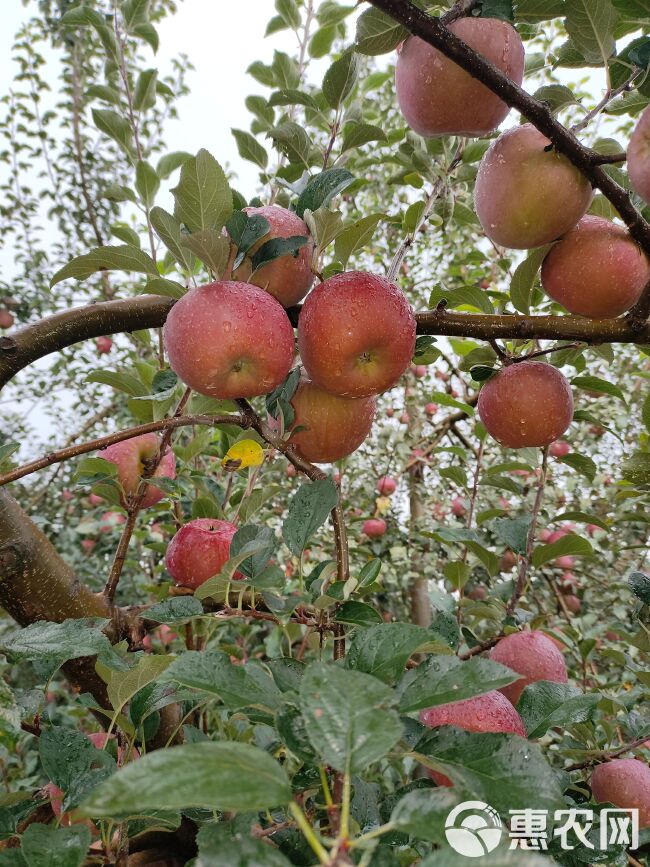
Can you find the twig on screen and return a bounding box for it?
[565,735,650,771]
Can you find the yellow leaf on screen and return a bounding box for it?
[221,439,265,471]
[375,496,392,515]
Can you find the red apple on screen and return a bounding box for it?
[627,104,650,204]
[564,594,582,614]
[586,523,601,536]
[297,272,416,398]
[362,518,387,538]
[164,281,294,399]
[477,361,574,448]
[231,205,314,307]
[591,759,650,827]
[499,550,517,572]
[0,309,15,329]
[142,624,177,651]
[99,511,126,533]
[395,18,524,137]
[95,336,113,354]
[88,493,103,506]
[425,403,438,416]
[475,125,592,249]
[451,496,467,518]
[413,365,427,378]
[489,631,568,705]
[555,555,575,569]
[101,433,176,509]
[541,216,650,318]
[420,691,526,786]
[165,519,242,589]
[468,585,487,601]
[377,476,397,495]
[61,489,73,502]
[549,440,570,458]
[400,412,410,425]
[81,538,96,554]
[386,407,395,418]
[278,376,376,463]
[286,463,297,478]
[538,528,553,542]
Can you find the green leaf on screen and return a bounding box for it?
[230,525,276,579]
[335,213,384,267]
[150,207,195,271]
[355,7,409,55]
[358,558,382,587]
[267,122,313,167]
[156,151,193,179]
[268,88,319,109]
[643,391,650,434]
[21,824,91,867]
[196,825,293,867]
[123,0,150,30]
[533,83,581,113]
[414,729,564,812]
[39,726,115,809]
[300,662,403,773]
[309,25,338,58]
[181,229,230,276]
[346,623,436,684]
[0,679,20,733]
[334,601,383,627]
[145,597,204,623]
[231,128,268,169]
[531,534,593,567]
[564,0,618,66]
[517,681,600,738]
[92,109,133,156]
[172,148,233,233]
[391,788,466,843]
[509,245,554,314]
[132,21,159,52]
[282,479,339,556]
[558,453,597,481]
[250,236,308,273]
[622,451,650,486]
[85,370,148,397]
[0,619,110,662]
[81,742,291,817]
[163,650,282,711]
[629,571,650,604]
[571,375,626,402]
[478,0,515,21]
[135,160,159,207]
[275,0,301,28]
[60,6,106,28]
[322,49,359,109]
[296,168,355,217]
[50,245,157,287]
[516,0,567,22]
[397,656,519,713]
[133,68,157,111]
[341,122,387,153]
[429,392,475,416]
[98,654,172,714]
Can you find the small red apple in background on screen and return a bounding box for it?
[298,271,416,398]
[541,216,650,319]
[332,471,341,484]
[95,336,113,354]
[286,463,297,478]
[420,691,526,786]
[362,518,387,538]
[231,205,314,307]
[564,594,582,614]
[80,539,96,554]
[0,309,15,329]
[61,489,73,502]
[478,361,574,448]
[451,497,467,518]
[475,125,592,249]
[165,519,241,589]
[468,585,487,601]
[101,433,176,510]
[538,528,553,542]
[480,278,491,290]
[549,440,570,458]
[626,104,650,205]
[604,630,620,641]
[377,476,397,495]
[142,624,177,651]
[277,376,376,463]
[400,412,410,425]
[413,365,427,378]
[435,370,449,382]
[88,493,103,506]
[489,631,568,705]
[164,281,294,399]
[395,18,524,137]
[586,523,601,536]
[99,511,126,533]
[591,759,650,827]
[499,549,517,572]
[425,403,438,416]
[559,572,579,594]
[555,555,575,569]
[386,407,395,418]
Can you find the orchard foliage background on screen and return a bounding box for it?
[0,0,649,865]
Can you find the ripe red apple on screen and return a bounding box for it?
[95,336,113,354]
[231,205,314,307]
[386,407,395,418]
[165,519,241,589]
[0,309,14,329]
[362,518,387,538]
[549,440,570,458]
[279,377,376,463]
[395,18,524,137]
[413,365,427,378]
[420,691,526,786]
[61,489,73,502]
[538,528,553,542]
[81,538,96,554]
[101,433,176,509]
[591,759,650,827]
[400,412,410,425]
[555,555,575,569]
[477,361,574,448]
[559,572,579,594]
[468,585,487,601]
[627,105,650,204]
[297,272,416,398]
[586,523,601,536]
[286,463,297,478]
[88,493,103,506]
[142,624,176,651]
[475,125,592,249]
[541,216,650,318]
[564,594,581,614]
[499,549,517,572]
[377,476,397,495]
[489,630,568,705]
[425,403,438,416]
[451,496,467,518]
[164,281,294,399]
[99,511,126,533]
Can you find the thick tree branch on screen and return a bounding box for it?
[365,0,650,323]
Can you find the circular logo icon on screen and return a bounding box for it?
[445,800,503,858]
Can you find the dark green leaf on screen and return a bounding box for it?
[21,824,91,867]
[50,246,157,287]
[0,619,110,662]
[517,681,600,738]
[322,50,359,109]
[355,7,408,55]
[283,480,339,556]
[346,623,435,684]
[250,236,308,273]
[172,149,233,233]
[296,168,355,217]
[629,571,650,604]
